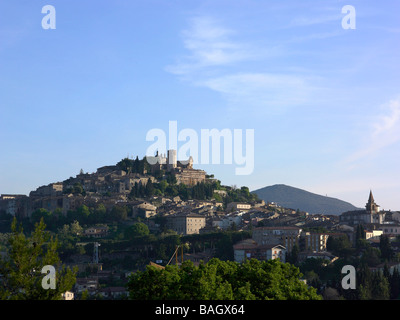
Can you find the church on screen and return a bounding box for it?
[339,191,385,226]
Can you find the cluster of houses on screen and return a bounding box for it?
[3,148,400,299]
[0,150,207,219]
[233,192,400,266]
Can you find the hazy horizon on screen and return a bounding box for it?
[1,1,399,211]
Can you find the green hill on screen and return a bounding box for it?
[252,184,360,215]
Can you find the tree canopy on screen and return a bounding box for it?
[0,218,77,300]
[127,258,321,300]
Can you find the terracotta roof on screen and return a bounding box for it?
[149,261,165,269]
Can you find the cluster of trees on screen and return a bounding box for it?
[285,225,400,300]
[30,204,129,232]
[130,179,219,202]
[116,156,151,175]
[63,182,86,196]
[127,258,321,300]
[121,222,251,265]
[0,218,77,300]
[223,186,259,209]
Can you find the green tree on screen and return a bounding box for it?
[390,267,400,299]
[125,222,150,240]
[371,271,390,300]
[357,263,373,300]
[286,244,299,265]
[145,179,155,197]
[110,206,128,222]
[127,258,321,300]
[326,235,353,258]
[0,218,77,300]
[31,208,52,225]
[380,235,394,262]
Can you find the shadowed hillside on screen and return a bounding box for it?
[252,184,361,215]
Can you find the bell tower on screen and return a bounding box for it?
[366,190,380,215]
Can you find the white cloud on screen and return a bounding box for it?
[286,13,342,28]
[372,98,400,137]
[197,72,314,111]
[165,16,256,75]
[345,97,400,163]
[166,16,317,113]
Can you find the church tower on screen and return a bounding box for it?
[366,190,380,215]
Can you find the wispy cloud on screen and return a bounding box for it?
[165,16,256,75]
[286,13,342,28]
[196,72,315,112]
[165,16,317,113]
[345,97,400,163]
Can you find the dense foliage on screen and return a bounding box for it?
[127,258,322,300]
[0,218,77,300]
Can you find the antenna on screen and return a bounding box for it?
[93,242,101,264]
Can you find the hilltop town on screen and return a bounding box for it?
[1,150,400,300]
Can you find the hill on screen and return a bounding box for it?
[252,184,360,215]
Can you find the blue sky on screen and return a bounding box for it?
[1,0,399,210]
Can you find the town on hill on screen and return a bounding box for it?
[1,150,400,300]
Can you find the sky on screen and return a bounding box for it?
[1,0,399,210]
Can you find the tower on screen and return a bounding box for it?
[93,242,101,264]
[366,190,380,215]
[167,149,177,171]
[188,156,193,169]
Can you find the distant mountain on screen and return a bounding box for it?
[252,184,361,215]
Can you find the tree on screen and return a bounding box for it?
[0,218,77,300]
[390,267,400,299]
[326,235,353,258]
[286,244,299,265]
[371,271,390,300]
[110,206,128,222]
[357,263,373,300]
[125,222,150,240]
[145,179,155,197]
[361,247,381,267]
[355,224,368,250]
[380,235,394,262]
[127,258,322,300]
[31,208,52,225]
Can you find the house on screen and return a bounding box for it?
[365,229,383,240]
[233,239,286,263]
[84,226,108,238]
[369,262,400,275]
[133,202,157,218]
[0,194,29,218]
[380,224,400,237]
[252,226,302,252]
[62,291,74,300]
[303,233,330,252]
[212,213,243,230]
[298,251,337,263]
[166,212,206,235]
[227,202,251,212]
[74,277,99,295]
[98,287,128,299]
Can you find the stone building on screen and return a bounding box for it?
[233,239,287,263]
[147,149,206,186]
[166,212,206,235]
[252,226,302,252]
[340,191,385,226]
[0,194,29,218]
